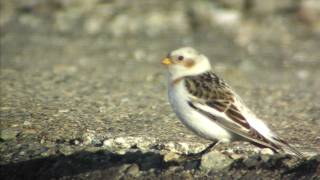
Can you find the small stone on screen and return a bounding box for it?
[10,124,19,127]
[24,129,37,135]
[92,139,103,147]
[200,151,234,172]
[41,152,49,157]
[58,109,69,113]
[168,166,183,172]
[118,164,131,173]
[190,1,240,30]
[126,164,140,177]
[114,137,130,148]
[133,49,145,61]
[230,153,243,160]
[99,106,106,113]
[297,70,310,80]
[136,137,155,151]
[40,147,49,153]
[243,155,260,168]
[264,153,288,168]
[261,154,272,164]
[114,137,125,145]
[164,142,176,151]
[83,17,103,35]
[103,139,113,147]
[180,171,194,180]
[18,14,43,28]
[211,9,241,27]
[23,121,32,126]
[69,138,81,145]
[117,149,127,155]
[177,142,190,154]
[82,132,95,145]
[260,148,274,163]
[1,129,19,141]
[59,146,73,155]
[0,107,11,110]
[260,148,274,155]
[164,152,180,162]
[261,154,271,163]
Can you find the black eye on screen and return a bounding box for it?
[178,56,184,61]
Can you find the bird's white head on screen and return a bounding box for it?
[162,47,211,80]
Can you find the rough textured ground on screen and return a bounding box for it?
[1,0,320,179]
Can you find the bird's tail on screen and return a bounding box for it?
[272,137,304,159]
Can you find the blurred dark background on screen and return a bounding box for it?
[1,0,320,38]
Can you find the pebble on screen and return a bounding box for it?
[126,164,140,177]
[114,137,127,145]
[230,153,243,160]
[200,151,234,172]
[23,129,37,135]
[82,132,95,145]
[99,106,106,113]
[260,148,274,163]
[243,155,260,168]
[23,121,32,126]
[103,139,113,148]
[69,139,81,145]
[260,148,274,155]
[1,129,19,141]
[58,109,70,113]
[164,152,180,162]
[59,146,73,155]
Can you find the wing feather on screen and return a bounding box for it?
[184,72,280,150]
[189,101,280,150]
[184,72,303,158]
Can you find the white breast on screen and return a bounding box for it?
[168,80,232,142]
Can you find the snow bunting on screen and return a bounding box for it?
[162,47,303,158]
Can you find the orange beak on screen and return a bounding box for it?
[161,58,173,65]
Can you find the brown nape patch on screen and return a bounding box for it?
[183,60,195,68]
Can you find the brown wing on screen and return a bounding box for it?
[185,72,234,101]
[184,72,250,128]
[184,72,281,151]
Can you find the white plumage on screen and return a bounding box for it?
[168,78,232,142]
[162,47,303,158]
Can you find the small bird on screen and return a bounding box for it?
[162,47,303,158]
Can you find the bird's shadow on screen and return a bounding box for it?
[0,149,178,180]
[1,148,319,180]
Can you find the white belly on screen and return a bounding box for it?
[168,81,232,142]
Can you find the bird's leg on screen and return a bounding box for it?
[199,141,219,155]
[187,141,219,159]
